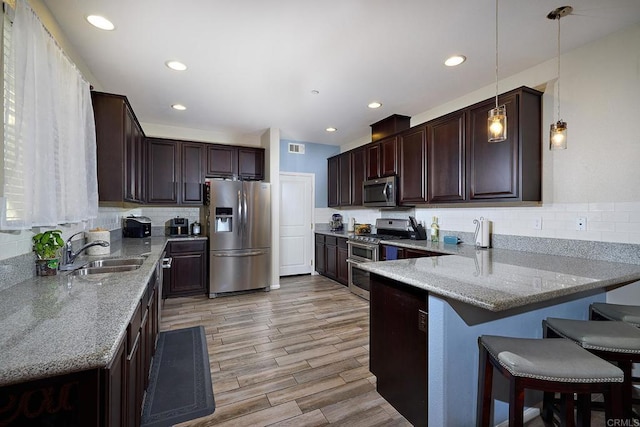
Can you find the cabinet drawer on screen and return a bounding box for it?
[325,236,338,246]
[315,234,325,244]
[168,240,206,254]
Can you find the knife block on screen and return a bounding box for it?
[413,224,427,240]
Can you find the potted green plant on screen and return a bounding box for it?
[33,230,65,276]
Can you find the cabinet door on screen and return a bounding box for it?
[468,93,519,200]
[399,126,427,204]
[366,144,381,179]
[238,147,265,180]
[380,136,398,177]
[325,242,337,279]
[124,109,138,202]
[170,252,206,295]
[92,92,126,203]
[147,138,178,204]
[370,275,427,427]
[337,238,349,285]
[327,156,339,207]
[314,234,326,274]
[181,142,205,204]
[104,334,127,427]
[351,147,366,206]
[207,145,237,177]
[338,152,352,206]
[428,111,466,203]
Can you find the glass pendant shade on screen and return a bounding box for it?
[550,120,567,150]
[488,105,507,142]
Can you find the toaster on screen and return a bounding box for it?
[123,216,152,238]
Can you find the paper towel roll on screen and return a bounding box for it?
[480,218,491,248]
[86,230,111,255]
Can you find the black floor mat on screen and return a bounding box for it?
[141,326,215,427]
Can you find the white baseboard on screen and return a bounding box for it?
[494,407,540,427]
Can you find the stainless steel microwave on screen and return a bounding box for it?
[363,176,397,207]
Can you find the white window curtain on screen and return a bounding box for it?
[1,0,98,230]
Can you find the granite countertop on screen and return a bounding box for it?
[359,243,640,312]
[315,229,353,238]
[0,236,207,387]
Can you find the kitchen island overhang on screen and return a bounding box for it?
[362,249,640,426]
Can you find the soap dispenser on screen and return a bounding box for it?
[348,217,355,232]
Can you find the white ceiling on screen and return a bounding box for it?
[42,0,640,145]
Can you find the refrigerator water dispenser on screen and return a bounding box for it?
[214,207,233,232]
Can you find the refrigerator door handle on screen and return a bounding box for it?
[237,189,242,238]
[243,191,248,238]
[211,249,268,257]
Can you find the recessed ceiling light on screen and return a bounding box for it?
[311,90,320,95]
[326,127,337,132]
[166,60,187,71]
[444,55,466,67]
[86,15,115,31]
[368,102,382,109]
[171,104,186,111]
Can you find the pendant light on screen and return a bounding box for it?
[548,6,572,150]
[488,0,507,143]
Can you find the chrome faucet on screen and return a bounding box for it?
[60,231,110,270]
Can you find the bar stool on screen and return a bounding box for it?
[590,302,640,326]
[477,335,623,427]
[543,317,640,420]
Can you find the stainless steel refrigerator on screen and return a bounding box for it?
[201,179,271,298]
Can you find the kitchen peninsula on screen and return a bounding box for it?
[360,242,640,426]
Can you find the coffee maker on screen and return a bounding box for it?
[330,214,343,231]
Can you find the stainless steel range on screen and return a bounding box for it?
[347,218,411,300]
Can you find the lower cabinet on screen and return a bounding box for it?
[314,233,348,286]
[163,240,207,298]
[370,273,428,427]
[0,260,163,427]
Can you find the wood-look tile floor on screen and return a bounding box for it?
[160,274,615,426]
[160,274,412,427]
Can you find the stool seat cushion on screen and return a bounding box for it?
[480,335,623,383]
[545,317,640,353]
[591,303,640,327]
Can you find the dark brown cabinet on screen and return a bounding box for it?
[181,142,206,204]
[427,110,466,203]
[147,138,205,205]
[147,138,179,204]
[366,136,399,179]
[467,87,541,202]
[351,147,366,206]
[398,126,427,204]
[338,153,352,206]
[370,273,427,427]
[104,334,127,427]
[327,147,367,207]
[92,91,146,204]
[337,238,349,285]
[314,233,348,286]
[206,144,265,180]
[314,234,326,274]
[164,240,207,298]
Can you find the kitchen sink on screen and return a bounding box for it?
[85,257,145,268]
[71,265,141,276]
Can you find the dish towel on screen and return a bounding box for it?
[385,246,398,260]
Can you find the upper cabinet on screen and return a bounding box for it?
[147,138,205,205]
[398,125,427,204]
[327,87,541,208]
[427,110,466,203]
[206,144,265,180]
[467,87,541,202]
[92,92,146,204]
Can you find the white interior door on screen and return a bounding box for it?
[279,173,314,276]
